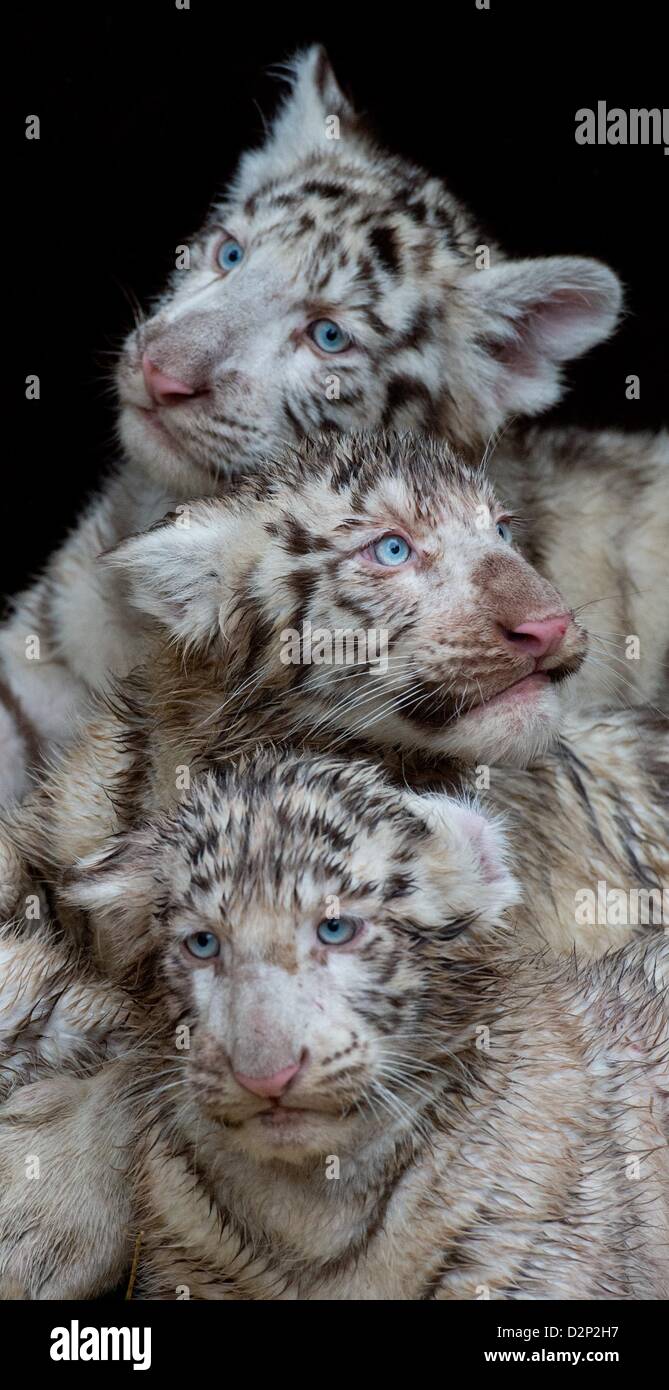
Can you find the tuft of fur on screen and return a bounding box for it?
[0,1061,137,1299]
[488,706,669,955]
[0,926,140,1299]
[0,923,138,1101]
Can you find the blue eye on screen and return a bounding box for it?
[372,534,411,567]
[309,319,351,353]
[184,931,220,960]
[217,238,244,271]
[496,520,512,544]
[316,917,359,946]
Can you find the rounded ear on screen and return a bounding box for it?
[63,834,157,979]
[453,255,622,425]
[104,501,289,682]
[404,790,521,925]
[233,45,357,196]
[104,501,243,655]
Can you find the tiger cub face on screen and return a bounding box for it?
[67,751,519,1167]
[113,432,587,767]
[116,45,620,493]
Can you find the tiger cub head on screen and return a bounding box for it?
[110,430,587,767]
[66,750,520,1166]
[117,45,621,492]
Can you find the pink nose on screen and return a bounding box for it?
[142,352,196,406]
[503,615,570,658]
[233,1061,302,1098]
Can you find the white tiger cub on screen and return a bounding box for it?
[49,754,669,1298]
[1,42,651,806]
[2,751,668,1299]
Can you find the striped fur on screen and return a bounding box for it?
[0,44,636,805]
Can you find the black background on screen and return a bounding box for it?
[11,0,668,600]
[0,1295,659,1373]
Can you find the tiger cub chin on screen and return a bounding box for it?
[60,750,669,1301]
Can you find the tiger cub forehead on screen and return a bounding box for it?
[234,430,500,540]
[208,147,477,305]
[68,749,517,958]
[150,752,434,922]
